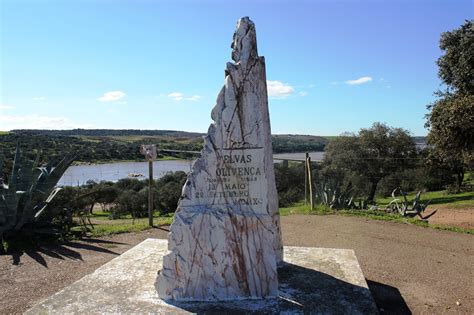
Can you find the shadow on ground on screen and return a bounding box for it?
[367,279,412,314]
[427,194,473,205]
[163,262,379,314]
[5,239,124,268]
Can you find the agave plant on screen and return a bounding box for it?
[315,183,359,210]
[385,187,437,219]
[0,146,74,246]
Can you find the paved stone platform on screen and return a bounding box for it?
[26,239,378,314]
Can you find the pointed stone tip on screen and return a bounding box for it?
[231,16,258,64]
[237,16,253,27]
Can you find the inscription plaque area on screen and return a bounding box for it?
[188,148,265,211]
[156,17,282,301]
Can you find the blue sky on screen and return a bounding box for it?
[1,0,472,135]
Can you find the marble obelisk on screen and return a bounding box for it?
[156,17,282,301]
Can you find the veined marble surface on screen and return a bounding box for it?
[156,17,282,301]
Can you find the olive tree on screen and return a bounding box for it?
[323,123,417,202]
[426,20,474,192]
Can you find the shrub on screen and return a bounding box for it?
[155,171,187,214]
[274,163,305,207]
[0,147,74,251]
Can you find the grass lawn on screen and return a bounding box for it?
[71,211,173,237]
[75,189,472,237]
[280,189,473,235]
[376,190,474,208]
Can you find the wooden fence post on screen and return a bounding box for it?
[141,144,156,227]
[148,160,153,227]
[307,155,313,211]
[305,152,309,205]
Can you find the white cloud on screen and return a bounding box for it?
[345,76,373,85]
[0,114,93,131]
[185,95,201,101]
[267,80,294,99]
[0,105,14,110]
[167,92,201,101]
[299,91,308,97]
[98,91,126,102]
[167,92,184,101]
[33,96,46,101]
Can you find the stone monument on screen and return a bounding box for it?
[25,16,378,314]
[156,16,283,301]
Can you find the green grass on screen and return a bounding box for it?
[337,209,473,234]
[72,214,173,237]
[76,188,473,238]
[0,131,9,135]
[376,190,474,207]
[279,202,332,216]
[278,199,473,235]
[89,211,173,220]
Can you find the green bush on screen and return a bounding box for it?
[114,189,148,218]
[274,163,305,207]
[155,171,187,214]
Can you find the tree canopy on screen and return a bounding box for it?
[426,20,474,192]
[323,123,417,201]
[436,20,473,96]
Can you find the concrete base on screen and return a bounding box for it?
[26,239,378,314]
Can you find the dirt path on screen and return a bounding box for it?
[1,216,472,314]
[281,215,473,314]
[426,205,473,229]
[0,228,169,315]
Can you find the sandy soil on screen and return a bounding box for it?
[0,216,472,314]
[425,206,473,229]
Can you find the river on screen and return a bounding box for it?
[58,152,325,186]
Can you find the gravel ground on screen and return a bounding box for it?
[0,215,472,314]
[427,205,473,229]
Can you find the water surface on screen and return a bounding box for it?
[59,152,325,186]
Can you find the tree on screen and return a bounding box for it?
[323,123,417,202]
[426,20,474,192]
[95,183,119,211]
[436,20,473,96]
[155,171,187,214]
[274,163,306,207]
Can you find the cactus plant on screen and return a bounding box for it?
[314,183,366,210]
[0,146,74,248]
[385,187,437,219]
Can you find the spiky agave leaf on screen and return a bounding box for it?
[35,155,74,197]
[33,187,63,219]
[14,166,42,230]
[31,155,73,226]
[0,146,74,237]
[11,150,40,230]
[0,146,23,234]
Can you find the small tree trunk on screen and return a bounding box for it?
[368,181,378,203]
[456,169,464,194]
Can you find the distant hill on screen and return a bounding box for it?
[10,129,329,153]
[0,129,428,179]
[12,129,204,138]
[272,134,327,153]
[1,130,328,170]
